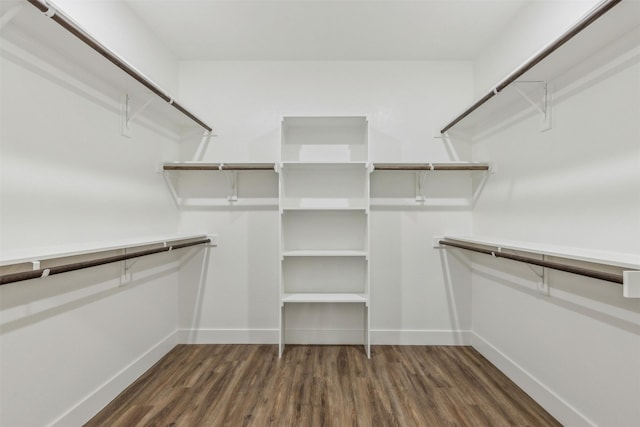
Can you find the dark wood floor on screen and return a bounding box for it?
[85,345,560,426]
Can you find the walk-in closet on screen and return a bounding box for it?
[1,0,638,425]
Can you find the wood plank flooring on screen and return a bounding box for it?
[85,345,560,426]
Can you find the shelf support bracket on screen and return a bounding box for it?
[159,167,181,207]
[0,3,25,30]
[528,254,549,295]
[623,271,640,298]
[194,130,214,161]
[415,164,434,202]
[121,248,138,286]
[221,165,238,202]
[121,93,155,138]
[505,248,549,295]
[415,170,428,202]
[512,81,552,132]
[471,165,493,208]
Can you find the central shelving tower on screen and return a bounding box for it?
[278,116,370,358]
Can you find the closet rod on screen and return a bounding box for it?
[163,163,276,171]
[440,0,622,134]
[439,239,624,284]
[25,0,213,132]
[373,163,490,171]
[0,238,210,286]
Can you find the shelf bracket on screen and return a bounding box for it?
[193,130,214,161]
[623,271,640,298]
[0,3,25,30]
[221,164,238,202]
[471,164,493,208]
[121,93,155,138]
[415,170,427,202]
[527,253,549,295]
[121,248,138,286]
[159,167,181,207]
[415,164,434,202]
[502,248,549,295]
[512,81,552,132]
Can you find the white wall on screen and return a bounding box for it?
[51,0,180,94]
[0,3,185,425]
[468,5,640,426]
[176,61,475,345]
[474,0,599,96]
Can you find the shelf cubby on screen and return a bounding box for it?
[282,256,367,294]
[281,210,367,252]
[281,116,368,162]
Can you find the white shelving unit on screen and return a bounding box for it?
[279,116,370,357]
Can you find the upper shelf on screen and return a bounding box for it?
[373,162,490,171]
[282,116,368,162]
[163,162,276,171]
[440,0,640,135]
[2,0,212,134]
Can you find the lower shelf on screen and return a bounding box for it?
[281,293,368,304]
[279,293,371,359]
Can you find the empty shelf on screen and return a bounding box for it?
[282,250,367,257]
[281,293,369,304]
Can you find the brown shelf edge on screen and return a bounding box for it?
[373,163,490,171]
[163,163,276,171]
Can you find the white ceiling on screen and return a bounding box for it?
[125,0,530,61]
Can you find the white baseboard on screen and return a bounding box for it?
[372,329,471,345]
[51,331,178,427]
[178,328,279,344]
[177,328,471,346]
[471,332,595,427]
[285,328,365,344]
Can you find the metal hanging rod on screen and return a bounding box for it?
[439,239,625,284]
[25,0,213,132]
[440,0,622,134]
[163,163,276,171]
[0,238,211,286]
[373,163,490,171]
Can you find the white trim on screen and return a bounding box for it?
[178,328,280,344]
[371,329,471,345]
[471,332,596,427]
[284,328,365,344]
[50,331,178,427]
[177,328,471,346]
